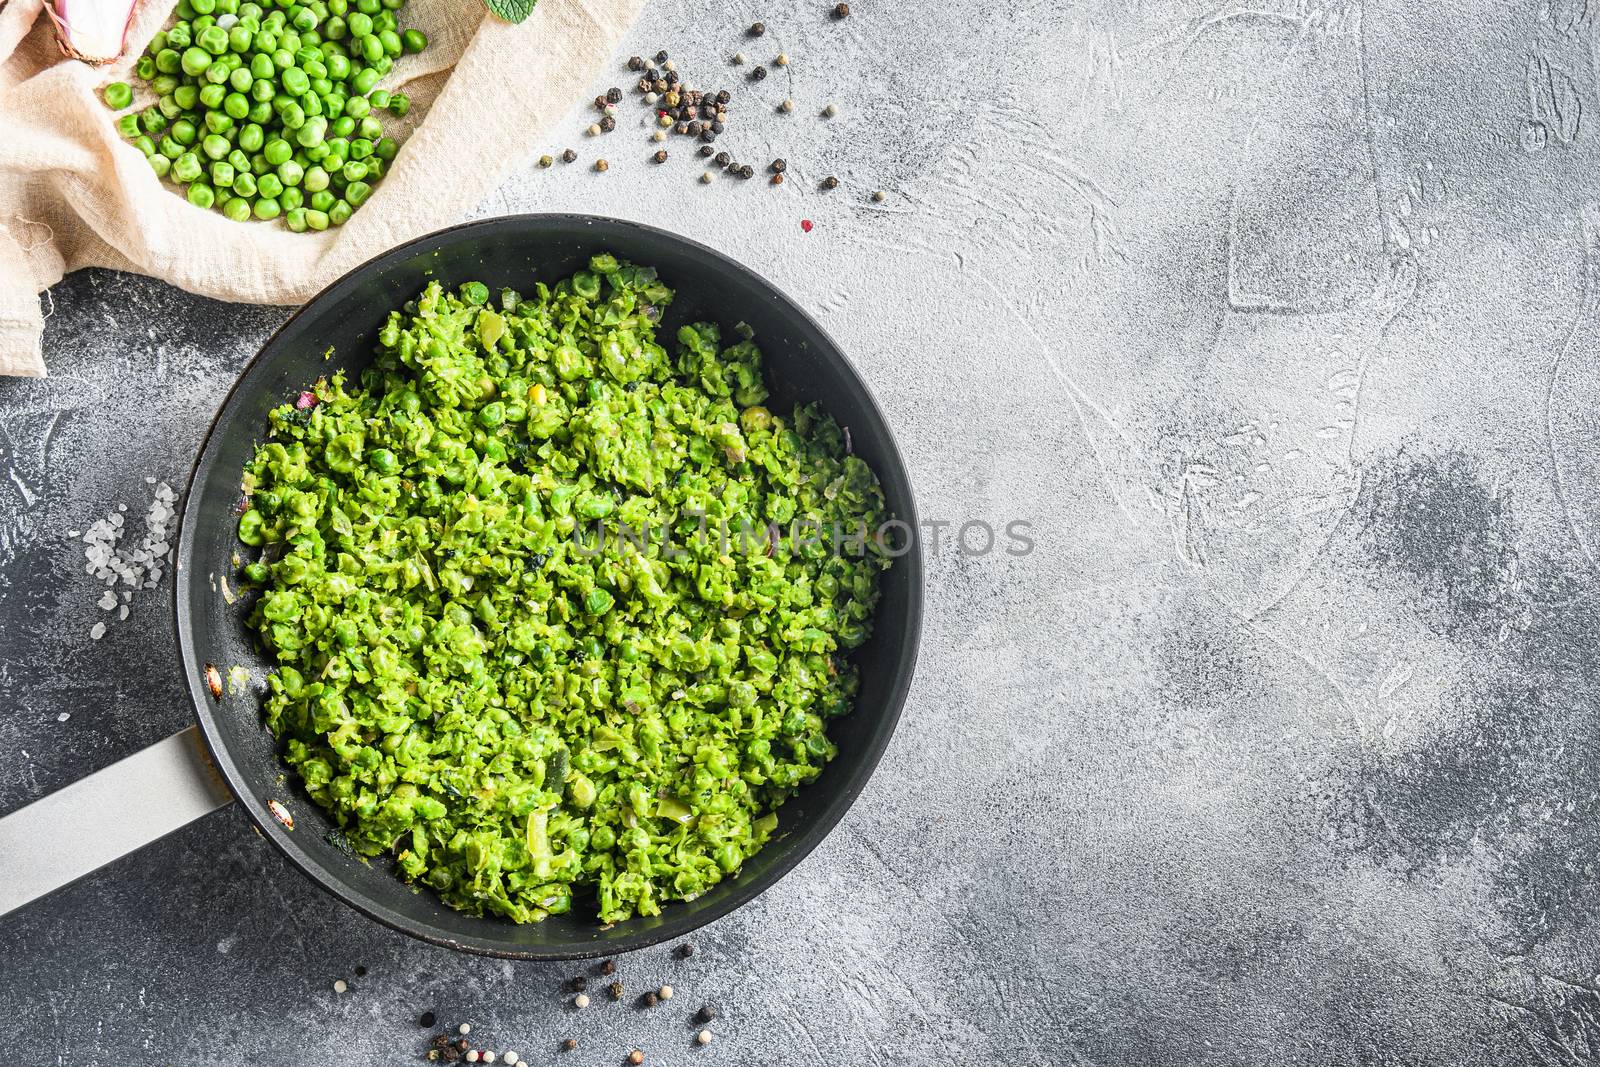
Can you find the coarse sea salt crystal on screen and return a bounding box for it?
[97,591,117,610]
[57,713,70,723]
[89,622,106,640]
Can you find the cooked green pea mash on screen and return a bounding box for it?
[236,256,890,924]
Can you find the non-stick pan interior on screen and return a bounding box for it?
[174,215,923,958]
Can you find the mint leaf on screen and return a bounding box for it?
[485,0,536,22]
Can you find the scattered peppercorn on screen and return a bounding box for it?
[562,1039,578,1052]
[700,128,717,142]
[571,976,588,992]
[420,1012,438,1029]
[606,86,623,103]
[655,49,668,62]
[698,144,714,157]
[609,981,625,1000]
[644,91,659,104]
[714,151,730,167]
[700,171,714,184]
[732,51,746,64]
[822,102,838,117]
[674,122,689,135]
[628,1052,645,1066]
[717,89,731,105]
[573,993,591,1008]
[333,979,348,993]
[749,20,765,34]
[594,94,608,110]
[871,189,886,201]
[586,123,601,136]
[775,52,789,66]
[638,77,653,92]
[457,1039,470,1051]
[696,1031,713,1046]
[821,175,839,188]
[600,115,616,132]
[780,99,795,112]
[770,158,787,173]
[654,149,670,163]
[739,164,755,178]
[433,1034,453,1047]
[751,65,768,81]
[442,1048,462,1064]
[658,114,674,127]
[594,159,609,172]
[771,173,785,185]
[712,120,726,132]
[652,130,667,142]
[459,1025,472,1037]
[663,59,676,72]
[687,120,702,135]
[833,2,850,16]
[562,148,577,162]
[601,960,617,975]
[642,991,660,1008]
[628,55,645,70]
[694,1005,715,1024]
[658,985,674,1001]
[354,966,367,977]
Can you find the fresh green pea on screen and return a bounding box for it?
[304,207,329,230]
[401,27,426,53]
[356,115,382,141]
[373,136,397,162]
[156,93,182,119]
[155,47,182,74]
[325,52,350,79]
[117,113,141,138]
[133,134,158,157]
[284,206,308,232]
[203,110,234,135]
[228,65,253,92]
[357,32,382,62]
[344,179,371,206]
[387,91,407,117]
[229,25,254,52]
[150,73,180,96]
[256,172,284,198]
[180,46,213,75]
[222,196,252,221]
[233,171,258,197]
[253,195,281,219]
[351,66,378,95]
[170,118,198,145]
[136,54,158,80]
[210,160,236,187]
[279,101,306,128]
[280,66,309,95]
[279,186,304,210]
[346,11,371,35]
[302,164,330,192]
[201,133,230,160]
[348,137,372,160]
[308,189,334,211]
[261,137,292,165]
[198,25,229,54]
[172,151,203,183]
[339,159,366,183]
[159,135,184,159]
[343,93,369,120]
[140,107,168,134]
[221,91,249,120]
[165,22,191,47]
[199,82,228,108]
[228,147,251,171]
[148,152,172,178]
[103,81,133,109]
[327,197,351,224]
[377,28,400,57]
[329,115,355,138]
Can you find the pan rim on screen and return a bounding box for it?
[173,212,924,960]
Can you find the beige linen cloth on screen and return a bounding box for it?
[0,0,643,375]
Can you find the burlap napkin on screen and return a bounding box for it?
[0,0,643,376]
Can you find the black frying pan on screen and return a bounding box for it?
[172,214,923,959]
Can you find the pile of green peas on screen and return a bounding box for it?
[108,0,427,231]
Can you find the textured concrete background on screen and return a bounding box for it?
[5,0,1600,1062]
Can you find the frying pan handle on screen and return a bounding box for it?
[0,727,233,918]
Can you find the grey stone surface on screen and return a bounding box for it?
[5,0,1600,1062]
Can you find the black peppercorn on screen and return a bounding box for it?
[751,65,767,81]
[673,121,689,134]
[654,49,668,62]
[420,1012,438,1029]
[562,1038,578,1052]
[600,115,616,132]
[770,158,786,173]
[593,94,608,110]
[441,1048,462,1064]
[698,144,714,157]
[822,175,839,189]
[628,55,645,70]
[716,89,730,104]
[432,1034,452,1048]
[711,120,725,133]
[600,960,616,975]
[749,21,765,35]
[608,981,624,1000]
[700,128,716,142]
[833,1,849,15]
[654,149,669,163]
[606,86,623,103]
[562,148,577,162]
[664,69,679,85]
[714,151,730,167]
[571,976,588,992]
[740,164,755,178]
[694,1004,715,1024]
[642,991,660,1008]
[354,966,367,977]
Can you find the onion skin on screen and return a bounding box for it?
[44,0,138,64]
